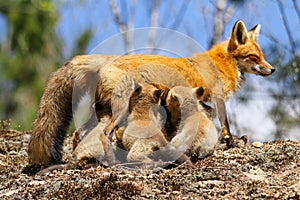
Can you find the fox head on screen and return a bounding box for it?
[165,86,205,117]
[128,82,165,112]
[228,20,275,77]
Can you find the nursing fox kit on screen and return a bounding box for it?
[25,20,274,171]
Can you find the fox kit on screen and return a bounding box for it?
[105,78,191,164]
[158,86,218,161]
[32,123,115,175]
[26,20,274,171]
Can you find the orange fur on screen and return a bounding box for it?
[25,20,274,171]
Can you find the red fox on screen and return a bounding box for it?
[34,122,116,175]
[153,85,218,162]
[105,80,191,165]
[26,20,274,171]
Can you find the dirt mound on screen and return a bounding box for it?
[0,129,299,199]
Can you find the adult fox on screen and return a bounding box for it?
[26,20,274,170]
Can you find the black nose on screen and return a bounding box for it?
[271,68,275,73]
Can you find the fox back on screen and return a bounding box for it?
[26,20,274,171]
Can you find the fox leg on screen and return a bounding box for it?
[214,97,235,148]
[126,140,154,163]
[215,135,248,151]
[100,132,116,165]
[214,98,248,149]
[72,130,80,151]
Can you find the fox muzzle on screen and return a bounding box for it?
[252,64,275,77]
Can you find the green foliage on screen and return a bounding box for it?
[0,0,95,131]
[0,0,63,129]
[277,55,300,93]
[72,28,93,56]
[269,98,299,139]
[0,0,93,130]
[269,54,300,139]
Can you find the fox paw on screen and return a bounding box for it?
[217,135,248,150]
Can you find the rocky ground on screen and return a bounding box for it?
[0,128,299,199]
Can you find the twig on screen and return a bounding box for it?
[112,161,178,170]
[209,0,236,47]
[109,0,127,33]
[108,0,132,52]
[169,0,191,30]
[276,0,297,56]
[147,0,160,54]
[293,0,300,20]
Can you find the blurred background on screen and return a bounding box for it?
[0,0,299,141]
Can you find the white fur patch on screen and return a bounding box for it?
[73,93,93,128]
[253,64,260,72]
[237,70,243,89]
[236,68,246,92]
[201,122,218,153]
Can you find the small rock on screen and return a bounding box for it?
[8,151,18,155]
[252,142,264,148]
[0,189,19,197]
[22,134,31,141]
[28,180,45,186]
[19,150,28,156]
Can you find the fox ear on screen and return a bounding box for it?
[170,94,178,103]
[109,80,140,130]
[166,90,178,103]
[149,82,170,102]
[153,89,164,103]
[132,82,142,94]
[193,86,205,100]
[248,24,261,41]
[228,20,249,51]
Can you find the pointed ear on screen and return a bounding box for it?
[110,81,140,130]
[126,83,143,115]
[169,93,178,103]
[133,82,142,94]
[248,24,261,41]
[193,86,205,100]
[228,20,249,51]
[149,82,170,102]
[153,89,163,102]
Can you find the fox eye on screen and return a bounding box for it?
[247,54,259,62]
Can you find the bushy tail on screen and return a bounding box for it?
[28,55,101,167]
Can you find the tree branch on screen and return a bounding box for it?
[109,0,132,52]
[147,0,160,54]
[276,0,297,56]
[169,0,191,30]
[109,0,127,33]
[209,0,235,48]
[293,0,300,20]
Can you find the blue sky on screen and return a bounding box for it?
[0,0,299,57]
[52,0,299,60]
